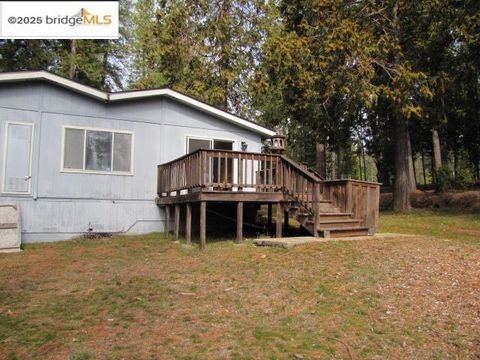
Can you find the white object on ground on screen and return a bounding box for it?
[0,204,21,252]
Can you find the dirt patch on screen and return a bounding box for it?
[380,190,480,210]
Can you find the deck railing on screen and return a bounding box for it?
[157,149,380,231]
[157,149,321,212]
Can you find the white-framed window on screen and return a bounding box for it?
[186,136,234,153]
[186,136,235,184]
[62,126,134,175]
[2,122,34,194]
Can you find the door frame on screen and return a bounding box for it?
[2,121,35,195]
[185,135,237,153]
[185,135,237,187]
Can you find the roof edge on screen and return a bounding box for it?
[0,70,276,137]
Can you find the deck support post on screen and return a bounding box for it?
[284,210,289,232]
[185,203,192,246]
[174,204,180,240]
[236,202,243,244]
[164,205,170,239]
[276,203,283,238]
[313,183,319,237]
[200,201,206,251]
[267,204,272,226]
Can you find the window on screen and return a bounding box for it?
[3,122,34,194]
[186,137,233,153]
[63,127,133,174]
[187,137,234,184]
[213,140,233,151]
[188,138,212,152]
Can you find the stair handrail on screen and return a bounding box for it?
[279,155,323,183]
[278,155,322,224]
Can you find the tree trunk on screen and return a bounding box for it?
[391,0,411,210]
[337,147,342,178]
[69,40,77,79]
[421,147,427,186]
[358,153,363,180]
[315,143,326,179]
[476,160,480,183]
[407,128,417,192]
[411,151,417,190]
[393,116,412,210]
[218,0,231,111]
[453,148,459,179]
[330,150,337,179]
[362,147,367,181]
[432,128,442,173]
[431,150,436,183]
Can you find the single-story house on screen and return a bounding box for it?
[0,70,275,243]
[0,70,380,250]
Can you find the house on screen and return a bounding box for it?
[0,70,380,249]
[0,70,274,243]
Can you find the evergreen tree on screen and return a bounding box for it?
[130,0,268,115]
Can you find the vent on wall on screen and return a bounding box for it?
[6,177,27,193]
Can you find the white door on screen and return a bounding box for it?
[3,122,34,194]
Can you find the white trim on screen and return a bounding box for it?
[0,71,275,137]
[0,71,106,100]
[185,135,236,154]
[2,121,35,195]
[60,125,134,176]
[185,135,213,153]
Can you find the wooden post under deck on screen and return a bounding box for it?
[174,204,180,240]
[164,205,170,239]
[236,202,243,244]
[267,204,272,225]
[284,210,289,232]
[200,201,206,251]
[276,203,283,238]
[313,183,319,237]
[185,203,192,246]
[157,150,380,245]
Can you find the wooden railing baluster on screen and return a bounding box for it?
[157,149,327,219]
[224,152,228,188]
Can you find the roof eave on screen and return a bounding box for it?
[0,70,276,137]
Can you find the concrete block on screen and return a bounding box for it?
[0,204,21,252]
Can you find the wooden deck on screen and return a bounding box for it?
[156,149,380,250]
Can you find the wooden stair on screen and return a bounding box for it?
[287,197,369,238]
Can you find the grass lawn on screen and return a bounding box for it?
[1,209,479,359]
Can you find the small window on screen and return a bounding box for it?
[213,140,233,150]
[63,127,133,174]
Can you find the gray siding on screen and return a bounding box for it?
[0,82,263,242]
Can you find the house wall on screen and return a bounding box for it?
[0,82,263,242]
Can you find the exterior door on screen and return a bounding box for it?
[186,137,233,187]
[213,140,233,186]
[3,122,33,194]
